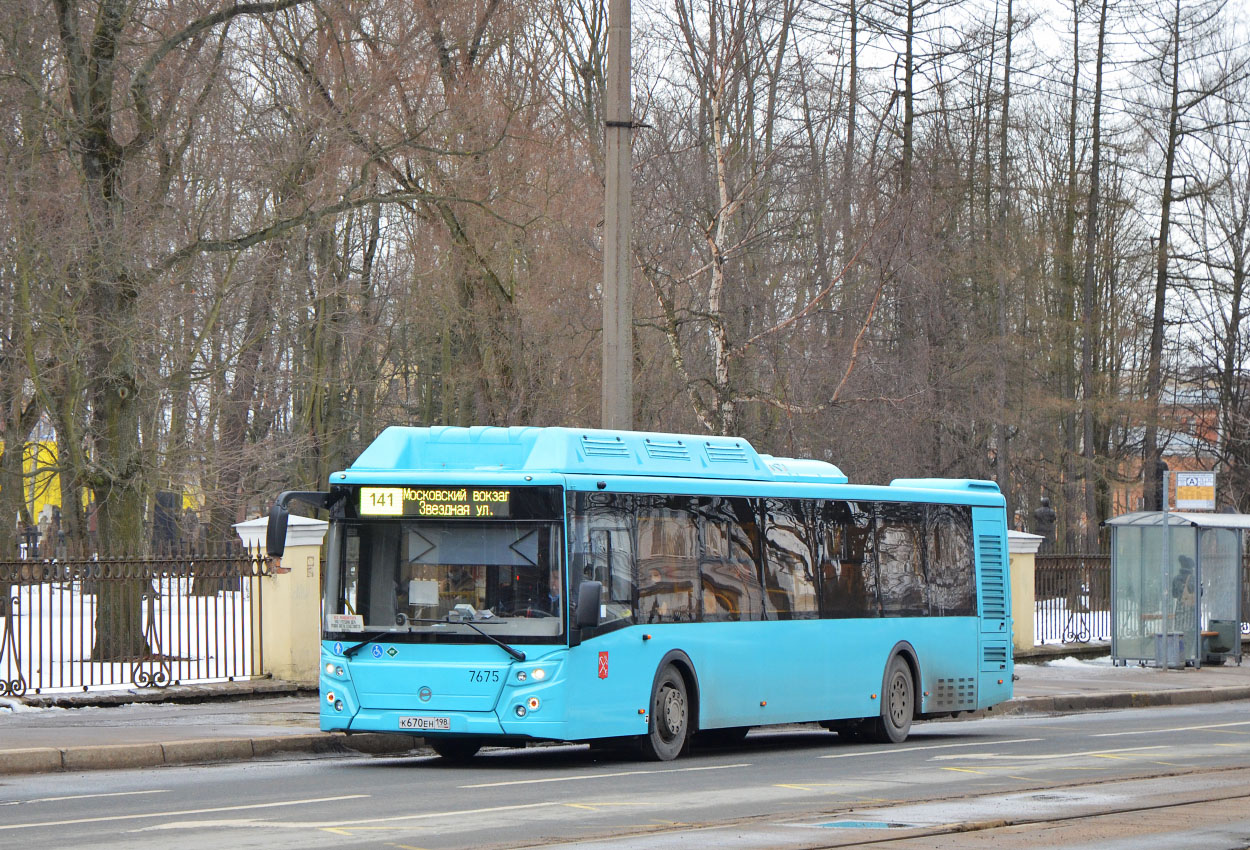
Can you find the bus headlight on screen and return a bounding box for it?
[514,705,527,717]
[326,691,336,704]
[532,668,547,681]
[526,697,541,711]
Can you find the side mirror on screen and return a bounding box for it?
[575,580,602,629]
[266,502,290,558]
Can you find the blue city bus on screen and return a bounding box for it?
[267,426,1012,761]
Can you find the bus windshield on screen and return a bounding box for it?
[331,518,565,640]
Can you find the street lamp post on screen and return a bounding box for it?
[601,0,633,431]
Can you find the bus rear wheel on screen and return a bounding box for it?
[639,665,689,761]
[429,738,482,760]
[867,656,914,744]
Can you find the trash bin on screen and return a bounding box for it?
[1153,632,1184,667]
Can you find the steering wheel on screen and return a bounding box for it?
[502,606,555,618]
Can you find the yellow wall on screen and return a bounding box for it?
[2,438,200,519]
[235,515,327,685]
[0,439,61,519]
[1007,531,1042,653]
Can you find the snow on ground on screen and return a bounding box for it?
[2,578,257,694]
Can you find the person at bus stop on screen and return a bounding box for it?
[1172,555,1195,600]
[1172,555,1196,631]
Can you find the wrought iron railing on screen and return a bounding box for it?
[1035,552,1250,645]
[0,546,268,696]
[1035,554,1112,644]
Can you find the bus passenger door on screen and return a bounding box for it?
[565,508,652,740]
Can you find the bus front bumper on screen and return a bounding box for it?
[327,707,567,741]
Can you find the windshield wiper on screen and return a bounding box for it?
[342,630,405,658]
[339,617,527,662]
[397,616,526,662]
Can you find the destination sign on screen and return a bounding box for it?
[359,486,512,518]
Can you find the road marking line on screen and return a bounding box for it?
[1093,720,1250,737]
[322,826,411,833]
[563,801,645,811]
[459,762,750,789]
[142,802,583,832]
[12,790,171,805]
[0,795,369,832]
[819,738,1041,759]
[334,801,578,825]
[931,745,1166,762]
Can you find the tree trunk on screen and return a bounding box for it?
[1142,0,1183,513]
[994,0,1015,521]
[1079,0,1108,550]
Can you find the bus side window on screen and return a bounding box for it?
[762,499,819,619]
[876,502,928,617]
[699,503,764,622]
[637,497,698,623]
[571,492,635,628]
[590,527,634,625]
[926,504,975,616]
[819,500,879,617]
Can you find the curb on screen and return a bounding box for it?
[16,679,316,709]
[7,684,1250,777]
[0,732,419,777]
[991,684,1250,716]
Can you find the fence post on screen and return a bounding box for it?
[235,515,328,685]
[1008,531,1043,653]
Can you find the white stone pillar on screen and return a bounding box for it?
[235,514,328,685]
[1008,531,1043,653]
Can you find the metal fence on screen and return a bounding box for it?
[0,546,269,696]
[1035,554,1112,644]
[1035,553,1250,646]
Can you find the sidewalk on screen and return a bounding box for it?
[2,650,1249,777]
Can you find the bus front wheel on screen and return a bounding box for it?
[639,665,690,761]
[868,656,914,744]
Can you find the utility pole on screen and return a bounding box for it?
[601,0,633,430]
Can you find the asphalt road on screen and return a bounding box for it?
[3,702,1250,850]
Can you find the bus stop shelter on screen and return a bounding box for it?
[1106,511,1247,668]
